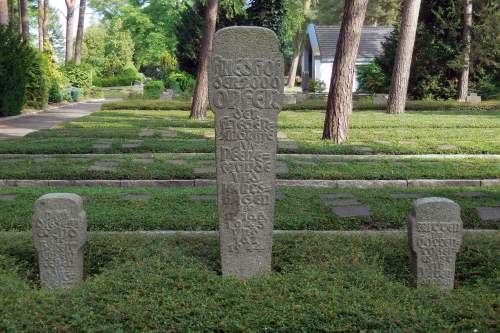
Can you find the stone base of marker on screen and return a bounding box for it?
[409,197,463,290]
[32,193,87,290]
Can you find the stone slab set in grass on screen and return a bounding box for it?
[320,192,372,218]
[409,197,463,290]
[209,26,284,278]
[32,193,87,290]
[476,207,500,221]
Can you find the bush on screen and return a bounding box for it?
[61,64,93,93]
[25,51,49,109]
[98,64,143,87]
[143,80,165,99]
[0,26,34,117]
[166,71,195,98]
[357,61,387,93]
[62,87,83,102]
[309,79,326,93]
[48,78,63,103]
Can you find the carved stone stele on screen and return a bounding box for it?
[32,193,87,289]
[208,27,284,278]
[409,197,463,289]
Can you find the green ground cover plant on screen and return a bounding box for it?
[0,154,498,180]
[0,233,497,331]
[0,109,498,154]
[0,186,498,231]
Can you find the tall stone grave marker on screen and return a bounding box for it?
[208,27,284,278]
[33,193,87,289]
[409,197,463,289]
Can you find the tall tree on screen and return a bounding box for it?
[75,0,86,64]
[42,0,49,47]
[286,0,312,88]
[322,0,369,143]
[0,0,8,25]
[387,0,422,114]
[19,0,28,39]
[37,0,43,49]
[457,0,472,101]
[190,0,218,119]
[65,0,77,64]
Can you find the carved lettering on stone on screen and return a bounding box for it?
[32,193,87,289]
[409,197,463,289]
[209,27,284,278]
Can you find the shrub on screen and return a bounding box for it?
[166,71,195,98]
[143,80,165,99]
[0,26,33,117]
[48,79,63,103]
[61,64,93,93]
[309,79,326,93]
[357,61,387,93]
[25,51,49,109]
[98,64,143,87]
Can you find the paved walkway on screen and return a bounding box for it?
[0,100,103,139]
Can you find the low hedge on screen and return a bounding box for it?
[102,98,500,112]
[143,80,165,99]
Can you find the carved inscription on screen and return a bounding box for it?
[209,27,283,277]
[409,197,463,289]
[33,193,87,289]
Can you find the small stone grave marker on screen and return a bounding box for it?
[88,160,119,172]
[91,143,111,152]
[124,193,150,202]
[276,161,289,174]
[209,27,283,278]
[409,197,463,289]
[161,129,177,138]
[278,140,299,150]
[165,160,187,166]
[277,131,287,139]
[0,194,17,201]
[193,167,216,175]
[437,144,457,151]
[121,140,143,149]
[373,94,388,105]
[330,205,372,218]
[275,192,286,201]
[476,207,500,221]
[133,158,154,165]
[466,93,481,103]
[32,193,87,290]
[139,128,155,137]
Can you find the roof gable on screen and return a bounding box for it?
[312,25,393,61]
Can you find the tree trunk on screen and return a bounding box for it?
[457,0,472,101]
[42,0,49,48]
[286,0,312,88]
[65,0,76,64]
[190,0,218,119]
[0,0,8,25]
[387,0,422,114]
[37,0,43,49]
[75,0,86,65]
[19,0,28,40]
[322,0,369,143]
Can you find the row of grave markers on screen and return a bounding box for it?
[32,27,462,291]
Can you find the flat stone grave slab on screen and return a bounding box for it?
[350,141,365,145]
[353,146,374,154]
[390,193,426,199]
[276,161,289,174]
[165,160,187,166]
[291,160,317,166]
[330,205,372,218]
[454,191,487,198]
[320,192,355,200]
[96,139,113,144]
[399,140,417,145]
[0,194,17,201]
[121,140,143,149]
[0,158,23,164]
[198,160,215,166]
[33,157,55,163]
[477,207,500,221]
[190,194,217,202]
[91,143,111,151]
[437,144,458,151]
[374,140,391,145]
[278,140,299,150]
[88,160,119,172]
[277,131,287,139]
[276,192,286,201]
[193,167,216,175]
[160,129,177,138]
[133,158,154,165]
[204,131,215,139]
[124,193,151,202]
[324,198,361,206]
[139,128,155,137]
[328,161,347,166]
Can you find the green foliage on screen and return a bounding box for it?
[316,0,401,26]
[25,51,50,109]
[308,79,326,93]
[82,24,107,74]
[166,71,195,97]
[377,0,499,100]
[61,64,93,93]
[102,20,135,77]
[48,79,63,103]
[0,26,33,117]
[160,51,177,75]
[143,80,165,99]
[175,1,204,75]
[357,61,388,93]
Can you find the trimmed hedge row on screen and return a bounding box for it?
[102,98,500,112]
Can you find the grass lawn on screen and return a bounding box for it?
[1,186,498,231]
[0,233,498,331]
[0,109,498,154]
[0,153,499,180]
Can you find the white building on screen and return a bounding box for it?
[301,24,393,92]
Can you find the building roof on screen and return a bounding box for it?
[310,24,393,61]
